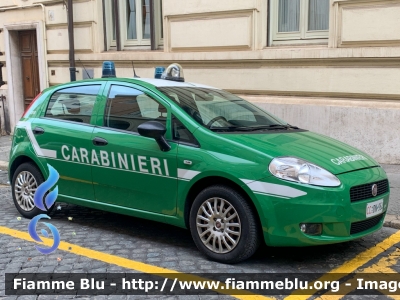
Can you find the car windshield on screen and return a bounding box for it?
[157,87,290,131]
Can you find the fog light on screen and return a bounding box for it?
[300,223,322,236]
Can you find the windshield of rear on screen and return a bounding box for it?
[157,87,288,131]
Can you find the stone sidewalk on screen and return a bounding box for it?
[381,164,400,228]
[0,135,399,229]
[0,135,12,168]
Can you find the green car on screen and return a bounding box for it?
[9,63,390,263]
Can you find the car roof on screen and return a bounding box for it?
[44,78,220,93]
[133,78,219,89]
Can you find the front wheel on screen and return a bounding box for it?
[189,185,260,263]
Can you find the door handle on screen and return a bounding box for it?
[33,127,45,135]
[92,137,108,146]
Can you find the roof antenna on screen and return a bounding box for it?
[79,59,92,79]
[132,61,140,78]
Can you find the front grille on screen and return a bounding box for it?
[350,214,383,235]
[350,179,389,203]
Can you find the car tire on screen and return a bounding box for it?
[12,162,54,219]
[189,185,260,264]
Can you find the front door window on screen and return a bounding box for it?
[104,85,167,132]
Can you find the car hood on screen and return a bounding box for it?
[221,131,379,175]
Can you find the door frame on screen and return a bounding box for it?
[4,21,48,132]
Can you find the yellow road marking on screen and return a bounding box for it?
[316,248,400,300]
[285,230,400,300]
[0,226,272,300]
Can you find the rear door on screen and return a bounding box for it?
[31,83,105,200]
[90,82,178,215]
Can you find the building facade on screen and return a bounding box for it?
[0,0,399,163]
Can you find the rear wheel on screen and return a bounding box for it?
[189,185,260,263]
[12,162,53,218]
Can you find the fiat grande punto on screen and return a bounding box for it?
[9,63,390,263]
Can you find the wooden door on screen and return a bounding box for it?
[19,30,40,109]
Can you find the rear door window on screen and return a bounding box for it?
[45,85,100,124]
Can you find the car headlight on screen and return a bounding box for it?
[269,157,341,187]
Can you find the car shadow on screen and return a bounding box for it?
[51,202,196,250]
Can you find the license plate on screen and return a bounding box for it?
[366,199,384,218]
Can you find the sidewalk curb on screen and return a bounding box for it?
[0,160,8,171]
[383,214,400,230]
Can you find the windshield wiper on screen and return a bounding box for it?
[285,124,299,129]
[208,126,253,132]
[237,124,299,131]
[259,124,288,130]
[209,124,299,132]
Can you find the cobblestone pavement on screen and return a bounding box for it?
[0,184,400,299]
[0,171,8,186]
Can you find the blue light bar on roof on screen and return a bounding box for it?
[102,61,116,78]
[154,67,165,79]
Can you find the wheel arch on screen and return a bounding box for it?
[183,176,263,233]
[9,155,46,182]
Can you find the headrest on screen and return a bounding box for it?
[67,102,80,114]
[194,92,214,102]
[158,105,167,113]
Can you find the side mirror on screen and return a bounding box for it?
[138,121,171,152]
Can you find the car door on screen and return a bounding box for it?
[30,83,105,200]
[90,82,178,215]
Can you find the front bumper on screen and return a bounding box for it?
[253,166,389,247]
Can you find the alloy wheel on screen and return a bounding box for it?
[14,171,37,211]
[196,197,241,254]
